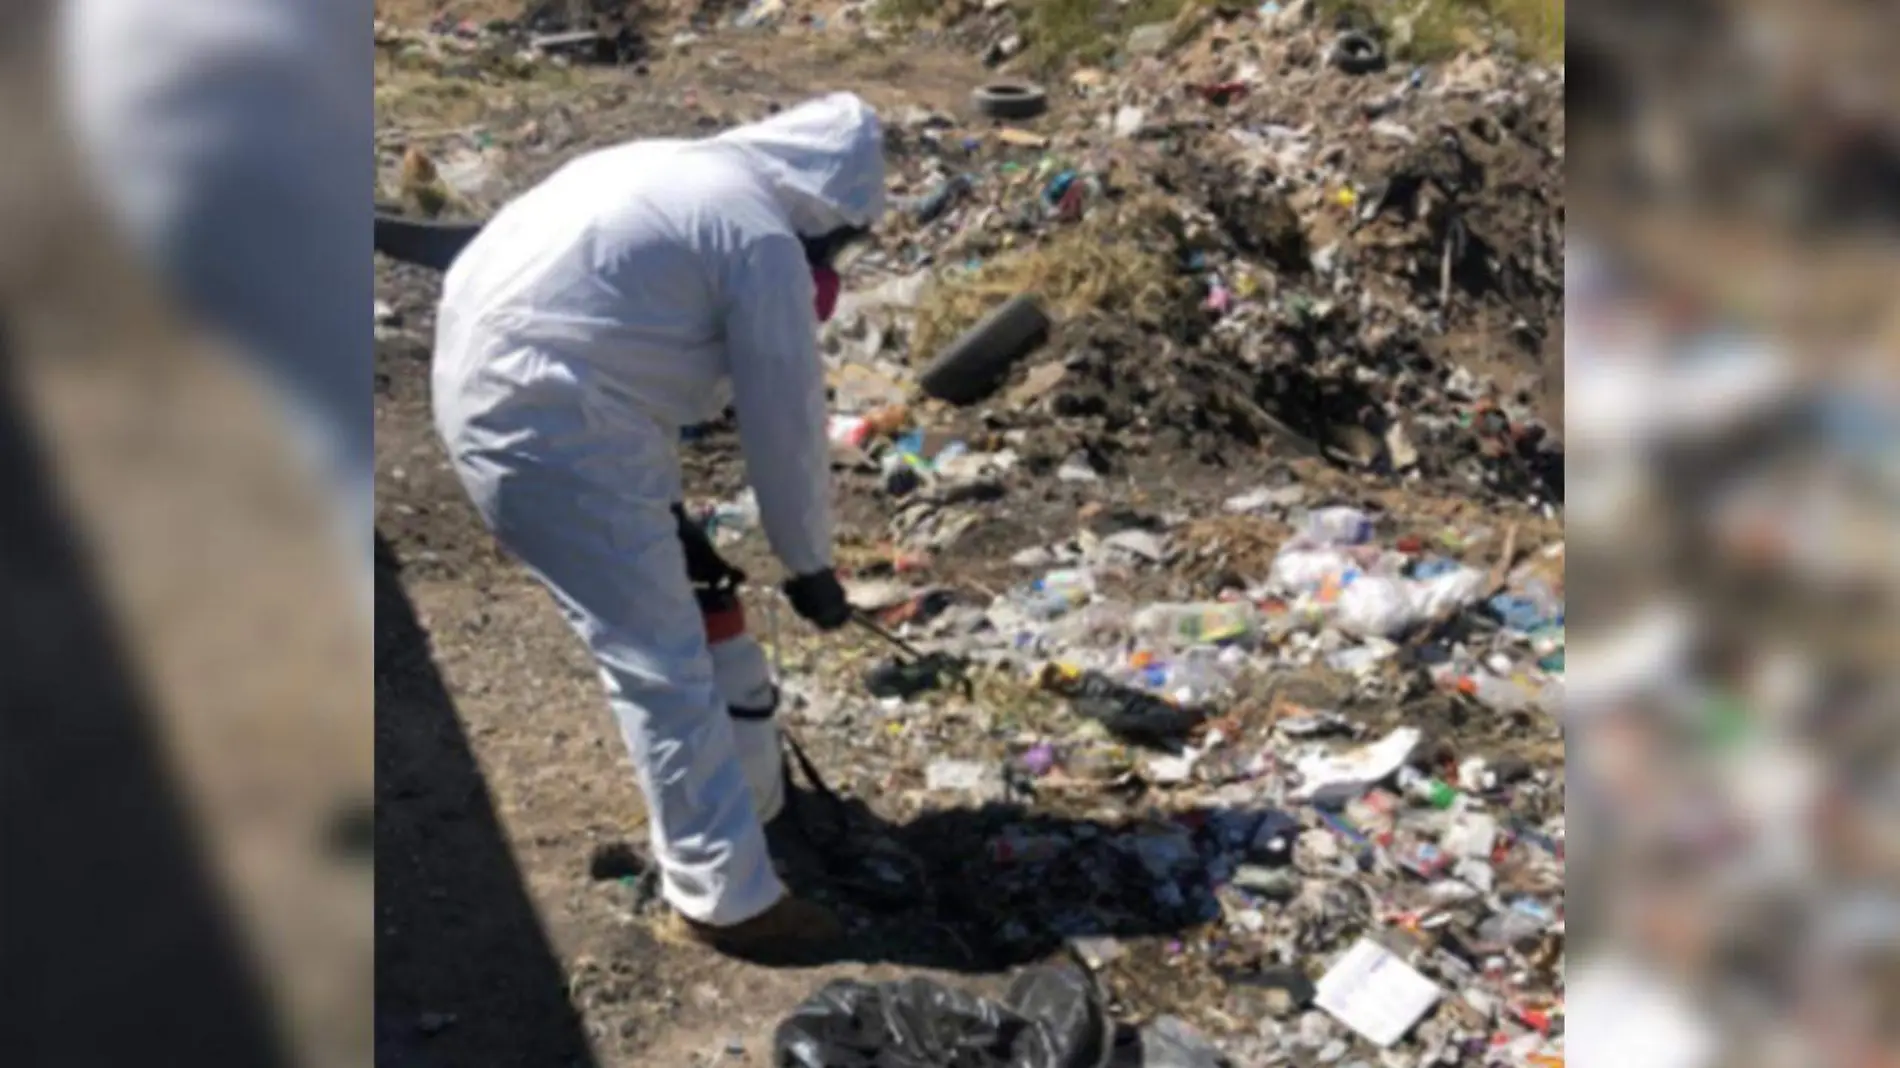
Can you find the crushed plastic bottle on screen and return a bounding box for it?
[1297,506,1374,547]
[1397,767,1458,809]
[1132,600,1259,647]
[1122,645,1245,706]
[696,489,759,544]
[1019,568,1096,620]
[1267,547,1359,593]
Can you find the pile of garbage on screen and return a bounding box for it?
[812,9,1562,508]
[373,3,1567,1064]
[375,0,650,69]
[697,485,1565,1061]
[671,11,1567,1063]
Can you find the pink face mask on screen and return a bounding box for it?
[812,264,841,323]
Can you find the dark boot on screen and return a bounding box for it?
[660,894,844,966]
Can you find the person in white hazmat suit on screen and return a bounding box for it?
[433,92,884,959]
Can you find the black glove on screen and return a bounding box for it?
[783,569,851,631]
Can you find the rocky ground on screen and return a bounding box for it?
[374,2,1565,1065]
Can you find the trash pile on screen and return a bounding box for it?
[373,2,1567,1064]
[724,489,1565,1063]
[374,1,648,71]
[814,8,1562,508]
[691,10,1564,1060]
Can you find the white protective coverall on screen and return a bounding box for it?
[55,0,373,588]
[433,93,885,926]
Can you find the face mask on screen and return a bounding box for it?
[812,264,841,323]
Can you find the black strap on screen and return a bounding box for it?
[779,728,944,923]
[782,730,846,811]
[728,686,778,722]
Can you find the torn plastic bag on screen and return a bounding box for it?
[1042,667,1207,746]
[774,962,1111,1068]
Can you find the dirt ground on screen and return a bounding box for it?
[373,10,1564,1066]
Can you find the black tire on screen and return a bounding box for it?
[374,210,485,272]
[1330,31,1386,74]
[917,293,1052,406]
[972,81,1049,120]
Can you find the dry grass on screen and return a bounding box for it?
[374,42,588,210]
[908,198,1187,359]
[877,0,1201,72]
[879,0,1558,70]
[1322,0,1563,64]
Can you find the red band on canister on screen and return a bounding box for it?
[704,603,747,644]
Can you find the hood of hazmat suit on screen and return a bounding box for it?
[431,94,885,927]
[714,95,886,237]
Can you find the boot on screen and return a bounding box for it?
[660,894,844,966]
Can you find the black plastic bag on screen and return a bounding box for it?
[1055,669,1208,746]
[774,962,1110,1068]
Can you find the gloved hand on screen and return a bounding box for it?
[783,569,851,631]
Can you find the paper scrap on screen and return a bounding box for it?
[1315,938,1441,1048]
[1296,727,1421,805]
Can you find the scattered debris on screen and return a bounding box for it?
[376,5,1566,1065]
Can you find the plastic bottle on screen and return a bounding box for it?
[1131,601,1259,647]
[1468,673,1539,713]
[1397,767,1458,809]
[1020,568,1095,620]
[1155,645,1240,705]
[1037,601,1134,651]
[1298,506,1374,546]
[1267,547,1357,593]
[1478,909,1547,948]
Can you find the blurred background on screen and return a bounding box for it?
[0,1,371,1067]
[1567,2,1900,1067]
[1,0,1896,1064]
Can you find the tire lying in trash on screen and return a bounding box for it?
[972,80,1049,120]
[917,293,1052,406]
[1330,31,1386,74]
[373,209,484,272]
